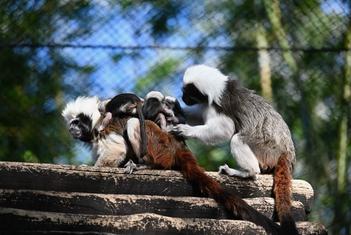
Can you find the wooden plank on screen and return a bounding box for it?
[0,161,314,211]
[0,189,306,221]
[0,207,327,235]
[0,207,266,235]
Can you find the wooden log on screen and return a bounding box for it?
[0,161,314,211]
[0,207,327,235]
[0,207,265,235]
[0,189,306,221]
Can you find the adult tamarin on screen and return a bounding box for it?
[173,64,298,235]
[63,95,280,234]
[62,96,141,168]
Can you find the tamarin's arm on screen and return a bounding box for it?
[172,115,234,145]
[97,112,112,131]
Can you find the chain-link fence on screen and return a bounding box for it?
[3,1,349,97]
[0,1,350,234]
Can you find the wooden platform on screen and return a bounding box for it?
[0,161,327,235]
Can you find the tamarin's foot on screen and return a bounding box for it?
[218,164,257,180]
[123,160,137,174]
[123,159,150,174]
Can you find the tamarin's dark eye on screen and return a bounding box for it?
[71,119,80,125]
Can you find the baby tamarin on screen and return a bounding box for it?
[97,93,147,160]
[142,91,186,131]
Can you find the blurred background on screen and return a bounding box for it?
[0,0,350,234]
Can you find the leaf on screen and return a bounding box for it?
[134,58,180,93]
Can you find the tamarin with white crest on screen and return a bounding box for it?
[173,64,298,235]
[62,95,144,169]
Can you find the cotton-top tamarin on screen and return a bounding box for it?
[173,64,298,235]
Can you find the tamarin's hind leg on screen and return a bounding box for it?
[219,134,260,179]
[218,164,257,179]
[126,118,156,165]
[94,133,127,168]
[126,118,143,159]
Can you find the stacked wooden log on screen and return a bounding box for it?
[0,162,327,234]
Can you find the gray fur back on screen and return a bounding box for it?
[216,80,295,170]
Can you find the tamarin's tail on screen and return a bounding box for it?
[136,103,147,158]
[273,153,299,235]
[174,149,281,235]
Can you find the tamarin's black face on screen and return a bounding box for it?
[182,83,208,105]
[69,113,94,142]
[142,97,163,120]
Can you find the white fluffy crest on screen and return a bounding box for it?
[145,91,165,101]
[62,96,101,128]
[183,64,228,105]
[165,96,176,103]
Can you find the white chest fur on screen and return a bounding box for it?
[92,133,127,167]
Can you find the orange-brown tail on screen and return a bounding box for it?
[274,153,299,235]
[175,149,280,235]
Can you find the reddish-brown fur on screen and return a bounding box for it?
[140,120,280,234]
[274,153,299,235]
[101,116,280,234]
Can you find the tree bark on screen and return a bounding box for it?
[336,20,351,194]
[263,0,317,168]
[256,23,273,101]
[333,18,351,235]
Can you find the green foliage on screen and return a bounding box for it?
[118,0,183,37]
[135,58,180,95]
[0,0,94,163]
